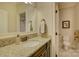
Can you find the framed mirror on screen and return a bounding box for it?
[0,2,37,36]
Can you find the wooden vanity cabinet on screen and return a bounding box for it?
[31,40,51,57]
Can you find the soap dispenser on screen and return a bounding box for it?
[15,34,21,45]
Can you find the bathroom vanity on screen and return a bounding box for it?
[0,36,51,57]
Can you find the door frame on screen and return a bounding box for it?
[55,3,60,56]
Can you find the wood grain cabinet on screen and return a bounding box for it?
[31,40,51,57]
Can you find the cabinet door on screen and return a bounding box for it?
[41,50,47,57]
[46,40,51,57]
[31,40,51,57]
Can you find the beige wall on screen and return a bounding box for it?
[74,4,79,30]
[16,3,26,13]
[37,3,54,35]
[58,3,76,9]
[58,3,79,31]
[0,2,28,33]
[0,3,17,32]
[58,3,76,49]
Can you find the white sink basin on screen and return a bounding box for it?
[22,40,40,48]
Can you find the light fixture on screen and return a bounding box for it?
[25,2,32,4]
[25,2,28,4]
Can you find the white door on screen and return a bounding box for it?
[0,10,8,33]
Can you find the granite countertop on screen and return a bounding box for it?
[0,36,51,57]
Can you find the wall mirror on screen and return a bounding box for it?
[0,2,37,36]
